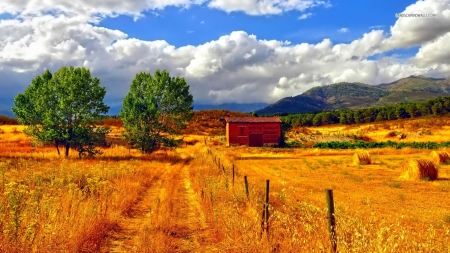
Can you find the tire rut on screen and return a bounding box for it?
[103,152,212,252]
[102,164,174,253]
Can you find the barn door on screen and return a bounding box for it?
[249,133,263,147]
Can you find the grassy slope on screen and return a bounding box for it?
[258,76,450,115]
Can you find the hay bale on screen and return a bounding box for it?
[353,151,372,165]
[429,151,450,164]
[385,131,397,138]
[401,159,438,181]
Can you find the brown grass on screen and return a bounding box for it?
[353,151,372,165]
[401,159,438,181]
[430,151,450,165]
[3,114,450,252]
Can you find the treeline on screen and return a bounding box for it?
[0,115,18,125]
[281,96,450,127]
[312,140,450,149]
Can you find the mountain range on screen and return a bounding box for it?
[257,75,450,115]
[2,76,449,117]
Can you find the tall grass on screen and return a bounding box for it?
[0,147,168,252]
[190,146,450,252]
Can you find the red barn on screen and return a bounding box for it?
[224,117,282,147]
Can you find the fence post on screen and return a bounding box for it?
[325,189,337,253]
[244,176,249,198]
[261,180,270,233]
[232,164,235,187]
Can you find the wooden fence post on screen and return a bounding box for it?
[261,180,270,233]
[244,176,249,198]
[325,189,337,253]
[232,164,235,187]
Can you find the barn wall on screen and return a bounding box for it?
[227,122,281,146]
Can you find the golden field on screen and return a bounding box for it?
[1,116,450,252]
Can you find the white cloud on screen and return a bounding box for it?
[0,0,208,20]
[299,13,313,20]
[207,0,329,15]
[381,0,450,51]
[0,0,449,108]
[413,32,450,67]
[0,0,329,18]
[338,28,349,33]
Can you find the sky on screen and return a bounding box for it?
[0,0,450,114]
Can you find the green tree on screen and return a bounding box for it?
[339,111,349,124]
[312,113,323,126]
[12,67,109,157]
[120,70,194,153]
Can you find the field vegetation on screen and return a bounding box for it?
[1,113,450,252]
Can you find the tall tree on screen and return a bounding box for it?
[12,67,109,157]
[120,70,194,153]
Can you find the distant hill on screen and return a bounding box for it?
[184,109,251,136]
[103,103,268,116]
[257,75,450,115]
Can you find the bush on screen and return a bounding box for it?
[312,140,450,149]
[0,115,18,125]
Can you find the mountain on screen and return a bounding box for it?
[257,75,450,115]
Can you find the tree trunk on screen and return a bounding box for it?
[65,143,70,157]
[55,141,60,156]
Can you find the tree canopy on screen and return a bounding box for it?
[120,70,194,153]
[12,66,109,157]
[281,96,450,128]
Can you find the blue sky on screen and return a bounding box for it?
[98,1,411,47]
[0,0,449,114]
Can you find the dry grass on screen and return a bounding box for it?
[183,110,250,136]
[303,117,450,144]
[352,151,372,165]
[430,151,450,165]
[207,141,450,252]
[1,117,450,252]
[401,159,439,181]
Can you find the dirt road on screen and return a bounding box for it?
[103,151,212,252]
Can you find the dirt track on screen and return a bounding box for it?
[103,151,212,253]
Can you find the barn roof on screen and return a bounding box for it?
[224,117,282,123]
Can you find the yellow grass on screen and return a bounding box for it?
[292,117,450,144]
[1,122,450,252]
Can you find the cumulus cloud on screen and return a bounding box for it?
[0,0,449,108]
[381,0,450,50]
[0,0,329,18]
[338,28,349,33]
[412,32,450,67]
[208,0,329,15]
[0,0,208,20]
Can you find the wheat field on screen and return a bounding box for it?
[1,118,450,252]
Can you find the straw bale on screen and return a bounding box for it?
[401,159,438,181]
[353,151,372,165]
[429,151,450,164]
